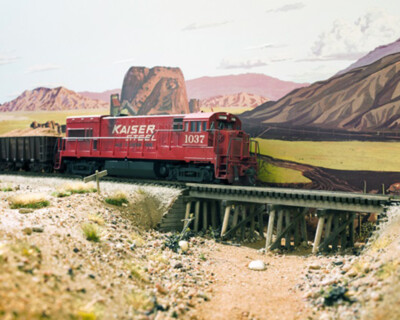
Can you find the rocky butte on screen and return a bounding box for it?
[120,66,190,115]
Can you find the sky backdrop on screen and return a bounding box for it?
[1,0,400,103]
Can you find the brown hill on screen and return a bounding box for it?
[242,53,400,132]
[0,87,108,112]
[120,66,189,115]
[186,73,308,101]
[79,89,121,103]
[200,92,268,109]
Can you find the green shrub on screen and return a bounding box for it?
[81,223,101,242]
[9,193,50,209]
[105,191,129,206]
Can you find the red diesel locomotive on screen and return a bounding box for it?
[55,112,258,184]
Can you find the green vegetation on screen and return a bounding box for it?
[1,186,13,192]
[81,223,101,242]
[254,138,400,172]
[257,160,311,184]
[8,193,50,209]
[105,191,129,206]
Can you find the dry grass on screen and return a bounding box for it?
[81,223,101,242]
[129,231,145,247]
[376,260,400,280]
[104,190,129,206]
[8,193,50,209]
[56,181,97,196]
[88,213,105,226]
[125,290,154,312]
[127,263,149,283]
[128,188,166,230]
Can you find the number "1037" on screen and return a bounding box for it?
[185,134,205,144]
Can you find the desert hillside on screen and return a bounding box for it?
[199,92,268,109]
[186,73,308,101]
[242,53,400,132]
[0,87,108,112]
[120,66,190,115]
[338,38,400,75]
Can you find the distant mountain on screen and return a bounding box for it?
[337,38,400,75]
[120,66,190,115]
[0,87,108,112]
[186,73,308,101]
[200,92,268,109]
[79,89,121,103]
[242,53,400,133]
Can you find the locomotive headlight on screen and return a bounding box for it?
[231,117,236,122]
[218,115,227,120]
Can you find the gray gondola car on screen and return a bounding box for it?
[0,136,58,172]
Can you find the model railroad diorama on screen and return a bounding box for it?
[0,100,398,254]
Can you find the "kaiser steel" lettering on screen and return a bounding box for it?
[112,124,156,141]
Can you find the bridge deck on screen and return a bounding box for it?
[186,183,395,213]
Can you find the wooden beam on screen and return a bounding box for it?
[258,205,265,238]
[285,210,291,249]
[222,206,263,240]
[183,201,192,232]
[221,205,232,237]
[232,205,240,227]
[313,214,326,253]
[300,209,308,243]
[249,204,256,239]
[194,200,200,232]
[349,213,355,248]
[276,209,284,239]
[265,208,276,250]
[202,201,208,231]
[318,213,355,251]
[325,214,333,238]
[269,211,304,250]
[211,200,217,229]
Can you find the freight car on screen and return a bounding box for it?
[55,112,258,184]
[0,136,58,172]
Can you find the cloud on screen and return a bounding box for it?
[0,54,21,66]
[266,2,305,13]
[219,58,268,70]
[245,43,286,51]
[182,20,231,31]
[113,57,136,64]
[311,10,400,60]
[26,64,62,74]
[297,52,365,62]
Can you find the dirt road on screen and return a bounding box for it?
[191,242,317,320]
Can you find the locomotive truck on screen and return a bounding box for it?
[0,112,258,184]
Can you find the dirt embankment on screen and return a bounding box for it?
[1,174,399,320]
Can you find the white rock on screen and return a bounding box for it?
[178,240,189,252]
[248,260,266,271]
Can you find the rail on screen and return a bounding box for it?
[186,183,397,213]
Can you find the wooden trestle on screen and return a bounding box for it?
[158,183,397,253]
